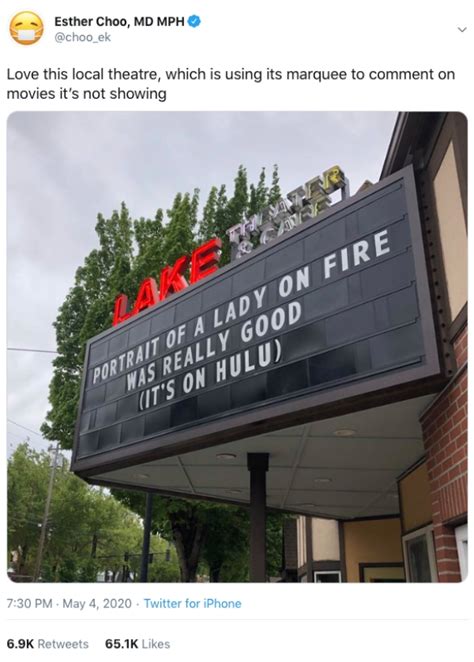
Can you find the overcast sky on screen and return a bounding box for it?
[7,111,397,455]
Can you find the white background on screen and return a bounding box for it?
[1,0,472,659]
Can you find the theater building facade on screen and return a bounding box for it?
[72,112,467,582]
[283,113,468,583]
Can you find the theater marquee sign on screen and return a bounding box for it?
[72,167,441,477]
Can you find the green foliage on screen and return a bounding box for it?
[202,505,249,582]
[221,165,248,264]
[112,490,210,583]
[41,203,136,447]
[162,190,198,266]
[133,209,166,287]
[199,186,218,242]
[7,443,50,570]
[214,185,229,261]
[7,443,180,582]
[248,167,268,216]
[268,163,281,205]
[148,556,180,583]
[78,559,99,583]
[58,558,78,583]
[266,513,286,578]
[201,508,286,582]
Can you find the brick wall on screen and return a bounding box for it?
[420,325,467,582]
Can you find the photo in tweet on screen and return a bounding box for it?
[7,111,467,585]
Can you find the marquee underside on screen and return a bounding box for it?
[89,394,433,520]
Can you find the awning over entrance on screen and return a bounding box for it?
[90,394,433,520]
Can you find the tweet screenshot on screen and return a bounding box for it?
[1,0,471,659]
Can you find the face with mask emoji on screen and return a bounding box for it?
[10,11,44,45]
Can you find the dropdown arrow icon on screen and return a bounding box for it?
[458,27,467,32]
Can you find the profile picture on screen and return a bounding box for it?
[9,11,44,45]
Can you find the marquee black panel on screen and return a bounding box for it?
[72,166,441,475]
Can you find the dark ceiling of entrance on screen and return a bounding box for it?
[93,395,433,520]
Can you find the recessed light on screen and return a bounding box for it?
[226,489,242,495]
[314,477,332,484]
[136,473,150,479]
[333,428,356,437]
[297,503,317,508]
[216,453,237,461]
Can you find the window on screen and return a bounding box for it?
[432,141,467,322]
[314,571,341,583]
[425,114,468,335]
[455,524,468,581]
[403,525,437,582]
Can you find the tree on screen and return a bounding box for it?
[8,443,180,582]
[41,203,136,447]
[7,442,50,576]
[162,191,197,266]
[133,209,166,286]
[220,165,248,264]
[266,513,286,579]
[148,557,180,583]
[248,167,268,216]
[112,490,210,583]
[268,163,281,205]
[201,506,249,582]
[214,185,228,247]
[256,167,268,211]
[199,186,218,242]
[40,286,87,448]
